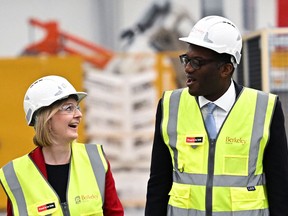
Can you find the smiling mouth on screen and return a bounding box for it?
[69,124,78,128]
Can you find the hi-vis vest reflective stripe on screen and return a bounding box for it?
[161,87,276,216]
[0,142,108,216]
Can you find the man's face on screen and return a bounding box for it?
[183,44,228,101]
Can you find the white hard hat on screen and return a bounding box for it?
[179,15,242,64]
[24,75,87,126]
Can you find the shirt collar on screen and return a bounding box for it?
[199,80,236,112]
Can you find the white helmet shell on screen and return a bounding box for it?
[179,15,242,64]
[24,75,87,126]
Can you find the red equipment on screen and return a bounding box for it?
[23,18,113,69]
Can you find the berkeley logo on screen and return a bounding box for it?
[226,136,247,145]
[75,196,81,204]
[75,194,99,204]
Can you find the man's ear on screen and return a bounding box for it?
[220,63,234,78]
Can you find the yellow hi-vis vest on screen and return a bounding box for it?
[161,87,276,216]
[0,142,108,216]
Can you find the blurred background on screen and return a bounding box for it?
[1,0,288,215]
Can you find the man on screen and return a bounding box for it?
[145,15,288,216]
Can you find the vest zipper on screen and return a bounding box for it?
[206,138,216,216]
[61,202,70,216]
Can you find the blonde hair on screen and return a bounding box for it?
[33,105,58,147]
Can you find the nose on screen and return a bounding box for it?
[73,108,82,117]
[184,62,194,73]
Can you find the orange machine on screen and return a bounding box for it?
[23,18,114,69]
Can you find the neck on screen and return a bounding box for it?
[42,144,71,165]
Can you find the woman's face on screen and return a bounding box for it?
[49,98,82,144]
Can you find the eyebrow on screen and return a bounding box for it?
[61,102,78,106]
[185,54,213,60]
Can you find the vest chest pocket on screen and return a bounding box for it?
[223,155,248,175]
[168,183,191,209]
[177,134,206,173]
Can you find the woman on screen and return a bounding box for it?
[0,75,124,216]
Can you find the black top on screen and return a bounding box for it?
[145,84,288,216]
[46,163,69,203]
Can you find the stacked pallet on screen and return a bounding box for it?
[84,66,157,206]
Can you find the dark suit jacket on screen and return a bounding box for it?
[145,83,288,216]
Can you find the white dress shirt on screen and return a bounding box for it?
[199,80,236,133]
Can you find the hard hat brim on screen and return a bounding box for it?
[179,37,225,52]
[179,37,241,64]
[73,92,87,102]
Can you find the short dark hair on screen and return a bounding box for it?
[215,53,233,64]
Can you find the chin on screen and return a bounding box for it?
[188,88,200,96]
[69,133,78,141]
